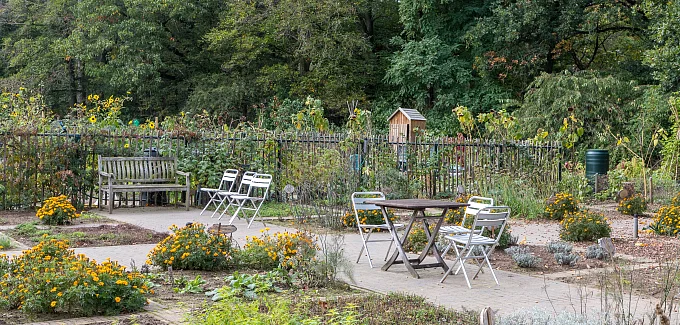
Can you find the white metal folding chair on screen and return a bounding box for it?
[439,196,494,256]
[199,169,239,216]
[351,192,404,268]
[440,206,510,288]
[227,173,273,228]
[212,171,256,219]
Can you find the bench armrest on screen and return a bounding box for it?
[98,171,115,185]
[176,170,191,185]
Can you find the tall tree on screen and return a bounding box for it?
[200,0,372,122]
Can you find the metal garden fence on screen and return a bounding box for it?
[0,129,563,210]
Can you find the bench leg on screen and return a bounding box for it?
[98,189,102,211]
[185,187,190,211]
[108,189,113,214]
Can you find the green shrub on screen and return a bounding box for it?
[672,192,680,206]
[443,194,473,225]
[559,211,611,242]
[650,204,680,236]
[617,194,647,216]
[403,225,434,253]
[238,228,318,271]
[147,223,234,271]
[544,193,579,221]
[36,195,80,225]
[207,269,290,301]
[342,209,395,228]
[0,238,149,316]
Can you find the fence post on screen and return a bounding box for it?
[648,176,653,204]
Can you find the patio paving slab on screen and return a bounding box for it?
[47,207,671,321]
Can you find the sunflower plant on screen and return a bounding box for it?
[36,195,80,225]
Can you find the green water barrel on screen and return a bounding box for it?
[585,149,609,181]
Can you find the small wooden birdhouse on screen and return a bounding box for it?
[388,107,426,143]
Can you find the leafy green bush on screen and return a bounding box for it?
[671,192,680,206]
[560,211,611,242]
[0,238,149,316]
[650,204,680,236]
[238,229,318,271]
[444,194,473,225]
[403,226,434,253]
[36,195,80,225]
[617,194,647,216]
[342,209,395,228]
[544,192,579,221]
[147,223,234,271]
[207,269,290,301]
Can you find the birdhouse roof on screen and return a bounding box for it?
[387,107,426,122]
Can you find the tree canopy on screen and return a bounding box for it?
[0,0,677,157]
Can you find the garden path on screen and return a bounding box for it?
[55,206,669,321]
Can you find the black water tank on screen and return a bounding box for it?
[586,149,609,181]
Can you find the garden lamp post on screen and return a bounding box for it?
[633,214,639,239]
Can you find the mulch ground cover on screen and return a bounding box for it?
[0,211,114,226]
[6,223,168,248]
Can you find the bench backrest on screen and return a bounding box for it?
[99,156,178,183]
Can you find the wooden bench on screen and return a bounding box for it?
[98,156,191,213]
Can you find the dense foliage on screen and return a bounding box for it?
[560,211,611,242]
[147,223,235,271]
[0,239,149,316]
[0,1,676,147]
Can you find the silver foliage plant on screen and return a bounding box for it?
[497,308,607,325]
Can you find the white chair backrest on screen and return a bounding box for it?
[465,196,494,217]
[236,171,257,193]
[470,206,510,243]
[351,192,385,226]
[246,173,272,198]
[219,169,239,192]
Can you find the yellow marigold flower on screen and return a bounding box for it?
[115,297,121,303]
[51,301,57,307]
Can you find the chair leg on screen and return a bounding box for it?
[440,244,464,283]
[247,199,266,229]
[226,198,244,224]
[478,247,500,285]
[362,230,375,268]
